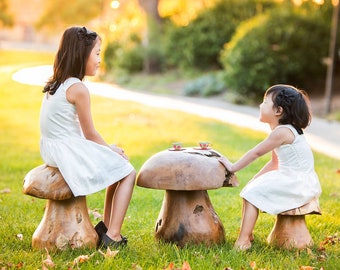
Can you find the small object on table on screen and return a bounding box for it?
[198,141,212,150]
[23,164,98,250]
[170,142,183,151]
[137,147,238,247]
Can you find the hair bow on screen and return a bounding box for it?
[77,27,97,46]
[277,89,296,107]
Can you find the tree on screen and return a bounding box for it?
[138,0,163,73]
[35,0,102,32]
[0,0,14,28]
[324,1,339,115]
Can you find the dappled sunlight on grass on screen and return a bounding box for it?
[0,50,54,66]
[1,50,339,269]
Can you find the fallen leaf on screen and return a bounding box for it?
[0,188,11,194]
[164,262,175,270]
[72,252,95,267]
[131,263,143,270]
[182,261,191,270]
[249,261,256,269]
[98,247,119,258]
[317,254,327,262]
[320,233,340,246]
[42,248,55,269]
[330,193,339,197]
[306,247,313,255]
[299,266,315,270]
[16,262,24,269]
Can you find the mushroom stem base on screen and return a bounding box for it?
[267,215,312,249]
[32,196,98,250]
[155,190,225,247]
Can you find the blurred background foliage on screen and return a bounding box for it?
[0,0,338,105]
[0,0,13,27]
[220,1,332,103]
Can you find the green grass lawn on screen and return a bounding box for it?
[0,50,339,270]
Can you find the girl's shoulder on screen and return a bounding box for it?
[273,124,297,145]
[275,124,298,134]
[64,77,82,92]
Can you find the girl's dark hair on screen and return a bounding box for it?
[43,26,99,95]
[265,84,311,134]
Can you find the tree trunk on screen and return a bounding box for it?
[324,2,339,115]
[138,0,163,73]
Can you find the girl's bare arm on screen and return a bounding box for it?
[219,127,293,173]
[67,82,128,159]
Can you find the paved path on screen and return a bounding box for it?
[12,65,340,160]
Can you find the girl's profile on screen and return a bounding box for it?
[40,26,136,249]
[219,84,322,251]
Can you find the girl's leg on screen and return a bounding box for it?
[103,182,118,225]
[105,170,136,241]
[234,199,259,250]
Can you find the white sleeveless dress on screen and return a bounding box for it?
[39,77,134,196]
[240,124,322,215]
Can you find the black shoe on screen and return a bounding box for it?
[100,233,128,249]
[94,221,108,238]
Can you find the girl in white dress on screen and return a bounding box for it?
[219,84,322,251]
[40,26,136,249]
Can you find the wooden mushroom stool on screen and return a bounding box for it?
[267,198,321,249]
[137,148,238,247]
[23,164,98,250]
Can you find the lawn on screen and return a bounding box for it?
[0,50,339,270]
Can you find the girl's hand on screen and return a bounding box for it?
[218,156,234,173]
[110,144,129,160]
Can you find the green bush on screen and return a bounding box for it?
[220,2,332,103]
[103,34,144,73]
[116,45,144,73]
[141,42,166,73]
[183,72,226,97]
[103,41,120,71]
[163,0,276,70]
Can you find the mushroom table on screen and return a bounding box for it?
[136,147,238,247]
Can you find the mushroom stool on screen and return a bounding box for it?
[137,148,238,247]
[267,198,321,249]
[23,164,98,250]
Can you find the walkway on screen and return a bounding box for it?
[12,65,340,160]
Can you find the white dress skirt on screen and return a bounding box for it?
[39,77,134,196]
[240,125,322,215]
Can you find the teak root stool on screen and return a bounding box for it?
[23,164,98,250]
[267,198,321,249]
[137,148,238,247]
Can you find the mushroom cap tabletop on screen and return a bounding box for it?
[23,164,73,200]
[137,148,238,190]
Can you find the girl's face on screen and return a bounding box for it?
[259,93,277,124]
[85,38,101,76]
